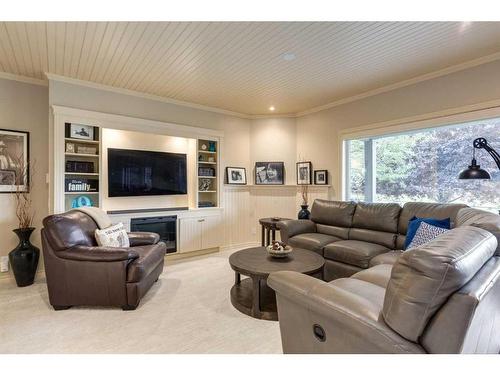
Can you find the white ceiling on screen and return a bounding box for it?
[1,22,500,115]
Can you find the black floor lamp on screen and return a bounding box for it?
[459,138,500,179]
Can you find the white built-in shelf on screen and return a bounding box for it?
[198,161,217,165]
[64,172,100,176]
[198,150,216,154]
[64,138,100,144]
[65,191,100,195]
[199,190,217,193]
[198,176,216,179]
[65,152,99,158]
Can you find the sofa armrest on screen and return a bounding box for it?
[57,246,140,262]
[267,271,424,353]
[127,231,160,246]
[278,220,316,243]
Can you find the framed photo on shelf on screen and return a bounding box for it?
[314,170,328,185]
[296,161,312,185]
[255,162,284,185]
[0,128,29,193]
[226,167,247,185]
[66,142,75,153]
[69,123,94,140]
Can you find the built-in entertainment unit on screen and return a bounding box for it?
[108,148,187,197]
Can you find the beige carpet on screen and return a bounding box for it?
[0,248,282,354]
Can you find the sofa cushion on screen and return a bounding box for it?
[349,228,397,249]
[316,224,349,240]
[351,264,393,289]
[456,207,500,256]
[127,243,166,283]
[383,226,497,342]
[310,199,356,228]
[404,216,451,249]
[352,202,401,233]
[369,250,403,267]
[288,233,340,255]
[324,240,390,268]
[406,222,450,250]
[398,202,467,235]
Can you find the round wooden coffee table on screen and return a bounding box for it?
[229,247,324,321]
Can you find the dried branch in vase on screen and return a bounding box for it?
[301,184,309,206]
[11,154,36,229]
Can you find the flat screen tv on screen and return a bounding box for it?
[108,148,187,197]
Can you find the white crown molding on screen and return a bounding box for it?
[45,73,253,120]
[296,51,500,117]
[0,71,47,86]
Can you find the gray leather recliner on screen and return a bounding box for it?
[268,226,500,354]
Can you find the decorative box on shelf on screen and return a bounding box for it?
[198,166,216,176]
[76,145,98,155]
[65,178,99,192]
[66,160,95,173]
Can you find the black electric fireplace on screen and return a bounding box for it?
[130,215,177,254]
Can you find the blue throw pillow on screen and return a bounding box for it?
[404,216,451,249]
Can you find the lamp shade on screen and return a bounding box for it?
[458,159,491,179]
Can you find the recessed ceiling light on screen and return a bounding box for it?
[282,52,296,61]
[269,106,275,111]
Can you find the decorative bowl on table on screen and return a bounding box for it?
[266,241,293,258]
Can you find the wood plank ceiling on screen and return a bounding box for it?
[1,22,500,115]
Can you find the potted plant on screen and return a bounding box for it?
[8,157,39,287]
[298,184,311,219]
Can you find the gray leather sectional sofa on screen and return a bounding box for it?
[269,199,500,353]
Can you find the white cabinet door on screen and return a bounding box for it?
[201,215,222,249]
[179,217,202,253]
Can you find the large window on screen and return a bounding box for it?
[344,118,500,210]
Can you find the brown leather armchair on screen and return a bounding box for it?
[41,210,166,311]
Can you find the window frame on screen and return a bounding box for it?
[340,105,500,201]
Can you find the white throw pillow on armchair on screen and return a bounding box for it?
[95,222,130,248]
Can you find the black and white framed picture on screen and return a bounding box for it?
[70,123,94,140]
[314,170,328,185]
[255,162,284,185]
[296,161,312,185]
[226,167,247,185]
[0,128,29,193]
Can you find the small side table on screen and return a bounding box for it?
[258,217,292,246]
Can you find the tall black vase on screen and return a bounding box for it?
[9,227,40,287]
[298,204,311,220]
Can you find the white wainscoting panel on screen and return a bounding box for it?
[221,185,333,247]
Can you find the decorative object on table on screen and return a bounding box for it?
[266,240,293,258]
[76,145,97,155]
[69,123,94,140]
[314,170,328,185]
[65,178,99,192]
[65,142,75,153]
[199,178,212,191]
[296,161,312,185]
[298,183,311,219]
[459,137,500,179]
[0,128,29,193]
[271,217,281,221]
[406,222,450,250]
[65,160,95,173]
[226,167,247,185]
[255,162,284,185]
[71,195,94,208]
[198,166,215,176]
[201,143,208,151]
[208,156,215,162]
[8,154,39,287]
[208,141,216,152]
